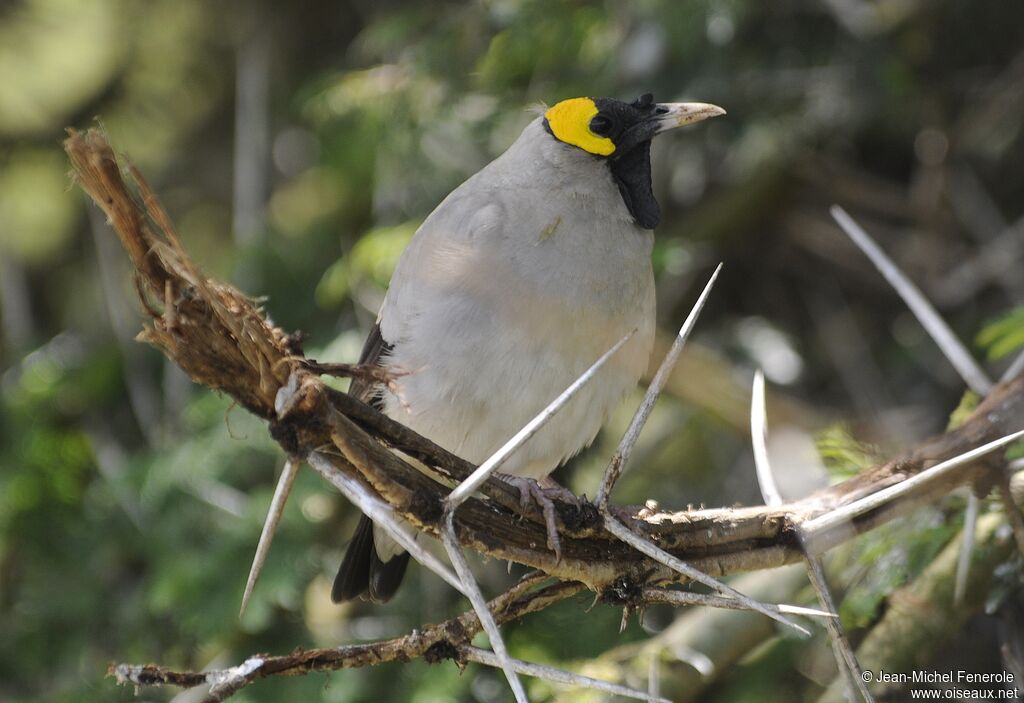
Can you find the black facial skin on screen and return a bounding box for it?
[544,93,669,230]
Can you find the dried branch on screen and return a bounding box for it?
[68,129,1024,700]
[65,128,294,419]
[112,573,581,700]
[800,429,1024,553]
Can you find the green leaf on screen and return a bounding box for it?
[976,307,1024,361]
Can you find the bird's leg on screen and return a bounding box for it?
[497,474,573,562]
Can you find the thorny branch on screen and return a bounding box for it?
[67,129,1024,698]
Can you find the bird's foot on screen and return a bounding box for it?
[498,475,574,562]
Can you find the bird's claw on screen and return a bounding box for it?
[499,475,567,562]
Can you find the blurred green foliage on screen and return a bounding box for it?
[814,424,880,482]
[977,307,1024,361]
[2,0,1023,701]
[836,513,959,630]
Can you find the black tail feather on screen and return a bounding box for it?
[332,514,410,603]
[332,514,373,603]
[369,546,410,603]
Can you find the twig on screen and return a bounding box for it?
[446,330,635,509]
[113,573,582,700]
[462,646,668,703]
[240,457,299,616]
[203,656,266,703]
[297,358,405,387]
[441,512,528,703]
[596,263,722,507]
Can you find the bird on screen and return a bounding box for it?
[332,93,725,603]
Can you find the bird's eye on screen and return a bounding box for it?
[589,114,613,136]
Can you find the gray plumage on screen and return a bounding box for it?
[332,96,724,603]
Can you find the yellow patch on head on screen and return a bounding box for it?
[544,98,615,156]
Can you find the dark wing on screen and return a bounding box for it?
[331,513,372,602]
[331,513,411,604]
[332,320,409,604]
[349,321,394,409]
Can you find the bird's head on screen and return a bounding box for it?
[542,93,725,229]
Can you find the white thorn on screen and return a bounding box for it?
[306,451,468,596]
[751,369,783,507]
[641,588,836,619]
[596,264,722,506]
[240,458,299,617]
[802,552,875,702]
[954,492,980,605]
[1000,348,1024,385]
[445,330,636,510]
[441,513,529,703]
[830,205,993,396]
[648,650,661,703]
[462,646,670,703]
[802,429,1024,539]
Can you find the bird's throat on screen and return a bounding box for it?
[608,141,659,229]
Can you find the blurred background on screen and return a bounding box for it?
[2,0,1023,701]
